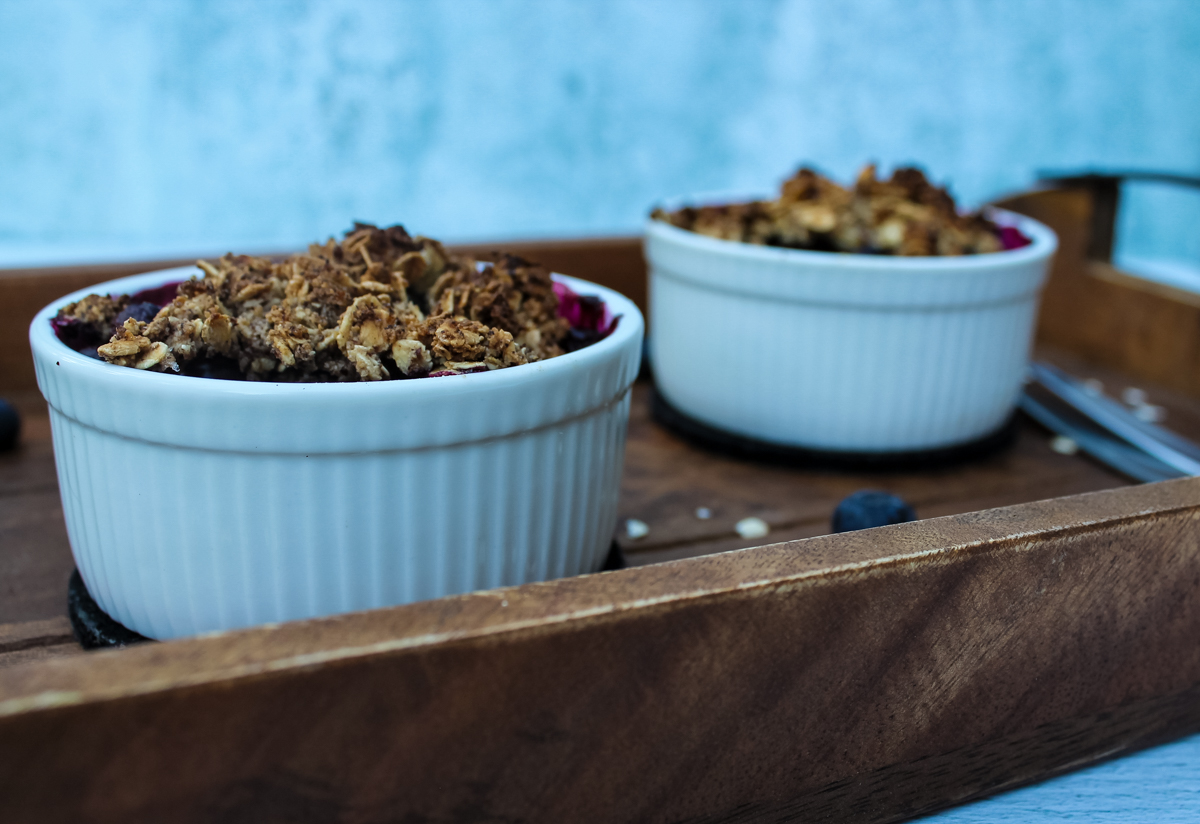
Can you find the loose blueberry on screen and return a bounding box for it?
[50,315,101,351]
[831,490,916,533]
[0,399,20,452]
[112,301,161,332]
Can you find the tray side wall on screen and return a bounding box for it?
[2,480,1199,823]
[997,187,1200,398]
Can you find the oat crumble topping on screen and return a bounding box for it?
[652,164,1025,256]
[53,224,584,380]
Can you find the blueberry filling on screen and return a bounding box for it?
[49,315,104,351]
[655,165,1033,256]
[54,278,619,379]
[112,301,163,332]
[52,290,175,361]
[554,281,620,354]
[997,225,1032,250]
[178,356,246,381]
[831,490,917,533]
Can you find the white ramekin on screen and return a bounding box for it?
[645,210,1057,453]
[30,267,643,640]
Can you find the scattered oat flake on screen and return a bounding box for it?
[735,517,770,539]
[1050,435,1079,455]
[625,519,650,540]
[695,507,712,520]
[1122,387,1148,407]
[1134,404,1166,423]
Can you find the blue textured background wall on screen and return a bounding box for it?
[1,0,1198,267]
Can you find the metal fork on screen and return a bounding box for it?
[1022,362,1199,482]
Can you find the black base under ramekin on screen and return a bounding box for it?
[650,383,1017,472]
[67,542,627,650]
[67,569,152,650]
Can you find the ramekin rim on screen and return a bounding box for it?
[643,206,1057,270]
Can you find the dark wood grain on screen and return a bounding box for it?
[2,479,1200,823]
[616,340,1200,567]
[0,392,73,625]
[997,186,1200,398]
[744,683,1200,824]
[5,214,1200,822]
[0,618,79,669]
[616,373,1132,564]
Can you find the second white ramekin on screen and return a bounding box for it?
[31,268,643,640]
[645,210,1057,453]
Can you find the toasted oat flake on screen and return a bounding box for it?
[1121,387,1148,407]
[54,224,573,382]
[1050,436,1079,456]
[625,519,650,540]
[1133,404,1166,423]
[735,517,770,540]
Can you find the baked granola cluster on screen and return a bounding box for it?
[653,165,1012,256]
[54,224,572,381]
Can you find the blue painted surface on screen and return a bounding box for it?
[0,0,1198,266]
[0,2,1197,815]
[923,732,1200,822]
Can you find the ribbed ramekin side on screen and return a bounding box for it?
[591,389,632,569]
[48,411,107,621]
[51,393,631,640]
[650,262,1047,452]
[33,268,641,639]
[52,413,181,638]
[30,272,644,456]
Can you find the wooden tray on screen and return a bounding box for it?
[3,186,1200,823]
